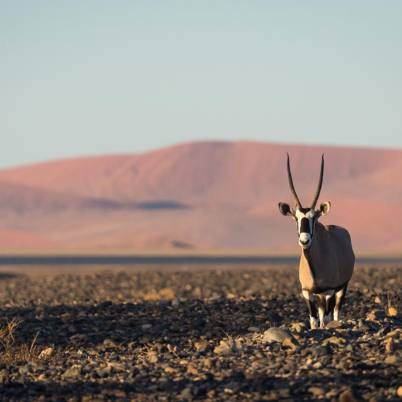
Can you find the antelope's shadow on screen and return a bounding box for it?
[1,296,302,349]
[0,289,365,350]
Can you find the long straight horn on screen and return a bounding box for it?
[287,153,302,208]
[310,154,325,209]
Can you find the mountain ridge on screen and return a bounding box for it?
[0,141,401,253]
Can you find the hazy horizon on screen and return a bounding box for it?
[2,1,402,168]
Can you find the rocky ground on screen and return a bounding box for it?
[0,264,401,401]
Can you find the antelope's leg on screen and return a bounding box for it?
[317,295,327,328]
[302,290,318,329]
[334,284,348,321]
[325,291,336,322]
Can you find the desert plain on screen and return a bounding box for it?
[0,262,400,402]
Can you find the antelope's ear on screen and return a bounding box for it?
[319,201,331,216]
[278,202,293,216]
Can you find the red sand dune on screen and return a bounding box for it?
[0,141,401,253]
[0,228,53,249]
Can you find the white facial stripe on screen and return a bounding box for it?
[295,210,315,219]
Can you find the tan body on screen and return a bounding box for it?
[299,222,355,293]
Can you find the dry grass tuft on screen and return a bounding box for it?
[0,318,40,364]
[386,291,401,318]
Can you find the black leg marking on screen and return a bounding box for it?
[304,293,318,319]
[302,290,319,329]
[317,295,327,328]
[326,293,336,317]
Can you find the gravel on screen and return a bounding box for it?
[0,264,400,401]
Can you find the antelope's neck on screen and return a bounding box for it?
[302,247,315,279]
[299,230,320,290]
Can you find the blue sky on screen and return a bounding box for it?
[1,1,402,167]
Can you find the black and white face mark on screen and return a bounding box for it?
[295,208,316,249]
[278,202,331,250]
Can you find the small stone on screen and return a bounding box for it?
[247,326,260,333]
[0,369,8,383]
[234,338,243,351]
[326,320,343,329]
[290,322,305,333]
[38,347,54,359]
[62,366,81,379]
[265,311,283,324]
[262,328,293,343]
[171,299,179,307]
[95,366,111,377]
[308,344,331,357]
[387,306,398,317]
[141,323,152,331]
[397,386,402,398]
[374,296,382,304]
[386,329,401,338]
[164,366,176,373]
[18,365,31,376]
[384,355,397,365]
[178,387,192,400]
[113,391,127,399]
[309,386,325,397]
[187,365,198,375]
[326,389,338,398]
[278,388,290,398]
[147,351,159,363]
[366,310,384,321]
[108,362,126,372]
[323,336,346,346]
[345,344,354,352]
[194,340,208,352]
[214,340,232,355]
[213,337,241,354]
[356,319,369,330]
[384,337,394,353]
[282,337,299,351]
[338,389,357,402]
[159,287,175,300]
[103,339,117,348]
[202,358,212,369]
[60,312,72,320]
[303,357,313,368]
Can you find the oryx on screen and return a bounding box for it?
[278,154,355,329]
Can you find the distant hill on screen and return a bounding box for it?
[0,141,401,253]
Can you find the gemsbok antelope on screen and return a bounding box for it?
[278,154,355,329]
